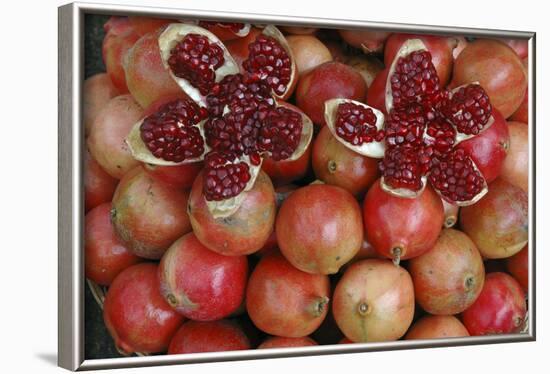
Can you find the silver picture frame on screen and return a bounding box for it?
[58,1,536,371]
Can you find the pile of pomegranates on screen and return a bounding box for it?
[84,15,530,358]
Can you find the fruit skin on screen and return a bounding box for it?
[442,199,459,228]
[246,253,330,338]
[87,95,143,179]
[261,144,311,186]
[111,166,192,259]
[103,263,184,355]
[462,272,526,335]
[143,162,203,189]
[102,20,140,93]
[312,126,379,197]
[405,315,469,340]
[168,320,250,354]
[276,184,363,274]
[159,233,248,321]
[363,180,444,262]
[338,30,390,53]
[505,244,528,292]
[85,203,142,286]
[452,39,527,118]
[129,16,172,36]
[500,121,528,193]
[409,229,485,315]
[258,336,317,349]
[332,259,415,342]
[188,171,276,256]
[84,150,118,212]
[83,73,120,136]
[296,62,367,126]
[287,35,333,76]
[281,26,318,35]
[457,109,509,183]
[460,178,528,259]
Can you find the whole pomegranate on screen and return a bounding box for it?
[365,68,388,113]
[261,144,311,186]
[345,55,384,88]
[84,150,118,212]
[409,229,485,315]
[143,162,203,189]
[453,39,527,118]
[500,121,528,193]
[85,203,142,286]
[258,336,317,349]
[103,263,184,355]
[363,180,444,264]
[276,184,363,274]
[510,59,528,123]
[83,73,119,136]
[462,272,526,335]
[286,35,333,76]
[246,253,330,337]
[460,178,528,259]
[405,315,469,340]
[159,233,248,321]
[111,166,192,259]
[128,16,172,36]
[338,30,390,53]
[505,244,528,292]
[332,259,415,342]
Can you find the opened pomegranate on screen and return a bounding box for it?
[363,180,443,263]
[287,35,333,77]
[159,233,248,320]
[83,73,120,136]
[500,121,528,193]
[276,184,363,274]
[462,272,526,335]
[103,263,184,355]
[246,252,330,337]
[225,27,263,70]
[405,315,469,340]
[505,244,528,292]
[338,30,390,54]
[332,259,415,342]
[111,166,191,259]
[409,229,485,315]
[84,150,118,212]
[460,178,528,259]
[258,336,317,349]
[196,21,251,41]
[143,162,203,189]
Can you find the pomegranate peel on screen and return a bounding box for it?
[195,21,252,40]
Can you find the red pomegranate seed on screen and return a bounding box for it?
[167,33,225,96]
[424,117,457,157]
[334,102,385,146]
[379,146,428,191]
[441,84,492,135]
[198,21,246,34]
[259,107,303,161]
[428,148,486,203]
[204,110,262,156]
[203,151,251,201]
[385,104,427,148]
[140,98,208,162]
[243,35,292,97]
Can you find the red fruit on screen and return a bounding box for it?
[333,259,415,342]
[345,55,384,89]
[500,121,528,193]
[453,39,527,118]
[442,199,459,228]
[103,263,184,355]
[262,142,311,186]
[462,272,526,335]
[338,30,390,53]
[409,229,485,315]
[276,184,363,274]
[246,253,330,337]
[405,315,469,340]
[188,170,276,255]
[225,27,263,70]
[287,35,332,76]
[84,150,118,212]
[198,21,251,41]
[159,233,248,321]
[510,89,528,123]
[128,16,173,36]
[458,109,510,183]
[281,26,318,35]
[85,203,142,286]
[385,33,457,86]
[143,162,203,189]
[312,125,379,197]
[365,68,388,113]
[87,95,143,179]
[168,320,250,354]
[363,180,444,263]
[379,146,429,193]
[258,336,317,349]
[333,101,385,146]
[111,166,192,259]
[83,73,120,136]
[296,62,367,126]
[441,84,492,136]
[505,245,528,292]
[498,38,528,59]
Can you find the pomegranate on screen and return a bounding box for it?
[168,320,250,354]
[460,178,528,259]
[258,336,317,349]
[312,125,379,197]
[500,121,528,192]
[405,315,469,340]
[85,203,142,286]
[409,229,485,315]
[510,59,528,123]
[111,166,192,259]
[453,36,468,59]
[345,55,384,89]
[276,184,363,274]
[452,39,527,118]
[363,180,444,263]
[442,199,459,228]
[196,21,252,41]
[332,259,415,342]
[505,244,528,292]
[365,68,388,113]
[103,263,184,355]
[286,35,333,76]
[296,61,367,126]
[188,170,276,255]
[225,27,263,70]
[281,26,318,35]
[462,272,526,335]
[246,253,330,337]
[159,233,248,320]
[497,38,529,59]
[262,142,311,186]
[84,150,118,212]
[338,30,390,53]
[143,162,203,189]
[87,94,143,179]
[83,73,119,136]
[128,16,173,36]
[323,40,349,63]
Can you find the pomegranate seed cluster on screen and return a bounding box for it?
[335,102,385,146]
[204,151,251,201]
[441,84,492,135]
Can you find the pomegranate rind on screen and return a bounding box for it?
[158,24,240,107]
[280,103,314,162]
[182,20,252,39]
[324,98,386,158]
[380,175,427,199]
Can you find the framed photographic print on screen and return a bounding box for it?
[58,1,535,371]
